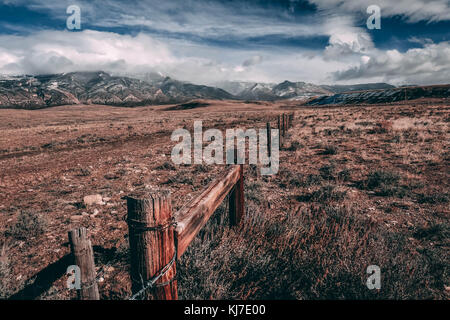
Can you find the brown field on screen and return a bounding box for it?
[0,100,449,299]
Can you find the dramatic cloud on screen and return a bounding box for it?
[0,30,175,75]
[322,16,375,60]
[242,55,263,67]
[310,0,450,22]
[0,0,448,85]
[0,29,351,85]
[333,41,450,84]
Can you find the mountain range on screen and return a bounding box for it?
[306,84,450,105]
[0,71,232,109]
[1,71,443,110]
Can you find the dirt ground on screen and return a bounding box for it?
[0,99,448,299]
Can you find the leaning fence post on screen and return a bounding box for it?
[126,191,178,300]
[278,114,281,135]
[68,227,100,300]
[278,114,284,147]
[229,147,245,227]
[266,122,271,159]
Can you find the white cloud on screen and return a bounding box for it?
[309,0,450,22]
[333,41,450,84]
[0,28,448,86]
[322,16,375,60]
[0,30,175,75]
[0,29,352,84]
[242,55,263,67]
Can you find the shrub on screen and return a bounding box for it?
[286,141,303,151]
[0,244,13,299]
[76,167,91,176]
[177,203,446,299]
[285,173,322,188]
[156,161,176,171]
[338,169,351,182]
[414,223,450,241]
[7,211,48,240]
[194,164,210,173]
[164,172,193,185]
[245,180,262,204]
[319,164,336,180]
[321,145,337,155]
[297,185,347,202]
[371,121,393,134]
[416,193,449,204]
[366,170,400,190]
[363,170,409,198]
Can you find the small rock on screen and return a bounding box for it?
[83,194,104,206]
[70,215,83,221]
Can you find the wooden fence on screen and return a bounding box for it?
[10,112,294,300]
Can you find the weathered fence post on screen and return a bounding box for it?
[278,114,284,147]
[282,114,286,137]
[229,147,245,227]
[278,114,282,136]
[229,165,244,226]
[266,122,271,159]
[284,114,289,131]
[126,191,177,300]
[68,227,100,300]
[285,114,288,130]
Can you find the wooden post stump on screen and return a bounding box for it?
[278,114,284,147]
[126,191,178,300]
[229,165,244,227]
[266,122,271,159]
[68,227,99,300]
[278,115,281,135]
[229,147,244,227]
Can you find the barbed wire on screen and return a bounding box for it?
[128,244,177,300]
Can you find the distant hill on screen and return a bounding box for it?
[0,71,233,109]
[306,85,450,105]
[1,71,447,109]
[321,83,396,94]
[215,80,396,101]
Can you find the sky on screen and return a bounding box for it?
[0,0,449,85]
